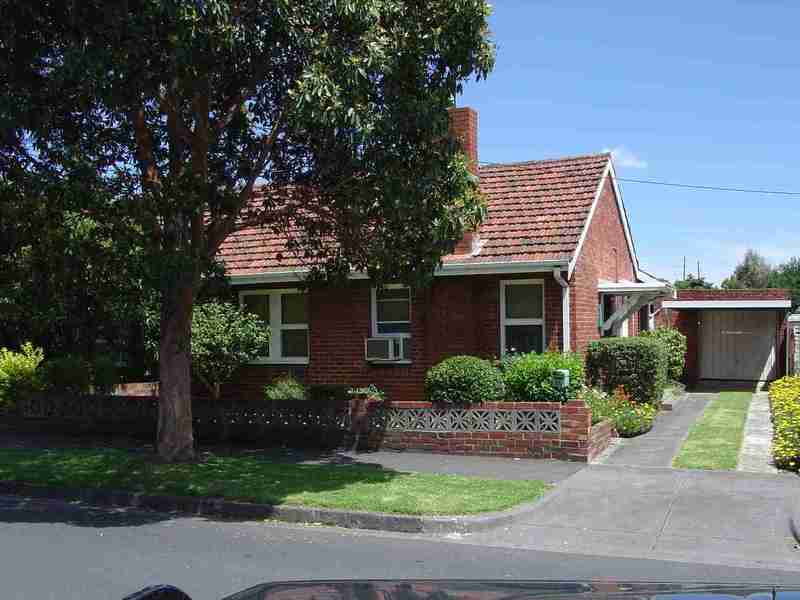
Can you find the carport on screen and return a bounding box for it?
[660,290,792,384]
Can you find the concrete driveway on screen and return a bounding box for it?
[468,463,800,572]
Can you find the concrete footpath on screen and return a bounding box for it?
[738,392,778,474]
[600,393,713,467]
[465,463,800,572]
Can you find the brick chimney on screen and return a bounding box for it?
[448,106,478,174]
[448,106,481,255]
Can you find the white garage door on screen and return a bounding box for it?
[699,310,777,381]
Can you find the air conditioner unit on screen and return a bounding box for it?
[365,337,410,362]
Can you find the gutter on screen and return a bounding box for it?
[552,268,570,352]
[228,259,570,285]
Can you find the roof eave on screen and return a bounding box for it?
[227,259,571,285]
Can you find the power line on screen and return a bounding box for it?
[617,177,800,196]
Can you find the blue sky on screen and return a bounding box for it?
[459,1,800,284]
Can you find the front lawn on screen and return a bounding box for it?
[672,392,751,470]
[0,449,548,516]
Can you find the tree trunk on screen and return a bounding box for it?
[157,278,195,461]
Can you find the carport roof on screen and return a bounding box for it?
[663,299,791,309]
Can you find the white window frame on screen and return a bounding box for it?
[370,284,412,363]
[500,279,546,357]
[239,288,309,365]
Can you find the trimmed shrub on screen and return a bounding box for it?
[503,351,584,402]
[264,375,306,401]
[769,376,800,471]
[640,327,687,381]
[41,355,92,394]
[585,337,668,405]
[0,343,46,410]
[425,355,505,405]
[581,385,657,436]
[91,355,119,393]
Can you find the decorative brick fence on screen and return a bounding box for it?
[16,394,611,462]
[362,400,596,461]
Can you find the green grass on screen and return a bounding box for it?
[0,449,549,515]
[672,391,752,470]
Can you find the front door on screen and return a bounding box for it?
[699,310,777,381]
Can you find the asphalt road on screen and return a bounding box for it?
[1,496,799,600]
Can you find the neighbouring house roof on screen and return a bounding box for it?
[663,299,791,309]
[663,289,792,310]
[219,152,622,281]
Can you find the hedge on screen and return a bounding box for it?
[640,327,687,381]
[769,376,800,471]
[585,337,668,405]
[502,351,584,402]
[425,355,505,405]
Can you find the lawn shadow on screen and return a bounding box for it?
[0,443,410,519]
[0,495,174,527]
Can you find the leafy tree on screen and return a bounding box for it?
[145,300,269,401]
[187,301,269,401]
[769,257,800,308]
[2,1,495,460]
[674,274,715,290]
[0,179,147,364]
[721,249,772,289]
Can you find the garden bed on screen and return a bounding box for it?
[0,448,548,516]
[769,376,800,471]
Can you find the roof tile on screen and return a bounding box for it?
[219,153,610,276]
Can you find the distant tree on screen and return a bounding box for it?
[721,249,772,289]
[769,257,800,308]
[674,274,715,290]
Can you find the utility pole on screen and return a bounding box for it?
[697,260,700,280]
[683,256,686,280]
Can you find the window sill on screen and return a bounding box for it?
[367,359,412,366]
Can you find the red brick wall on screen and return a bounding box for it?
[570,174,639,351]
[677,289,790,301]
[658,309,700,382]
[370,400,593,462]
[224,273,565,402]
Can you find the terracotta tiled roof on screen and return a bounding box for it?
[219,152,611,276]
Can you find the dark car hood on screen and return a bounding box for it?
[221,581,796,600]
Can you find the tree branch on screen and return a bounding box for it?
[206,105,289,255]
[129,108,161,188]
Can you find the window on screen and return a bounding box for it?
[239,289,309,364]
[371,285,412,361]
[500,280,544,355]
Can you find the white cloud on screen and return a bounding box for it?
[603,146,648,169]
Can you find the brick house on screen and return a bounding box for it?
[218,107,671,401]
